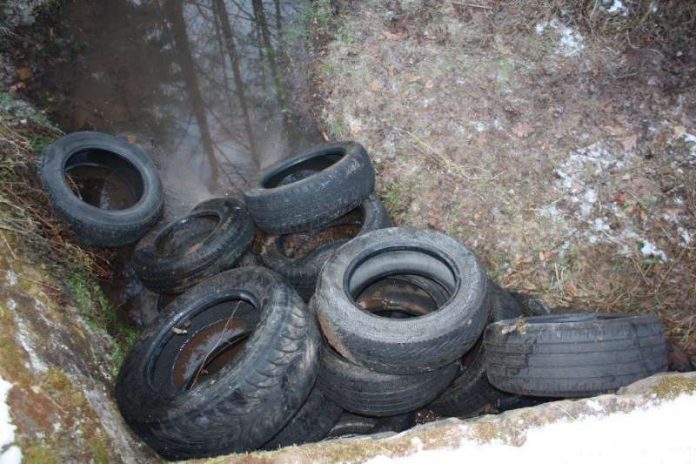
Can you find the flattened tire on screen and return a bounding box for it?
[484,313,668,397]
[133,197,254,293]
[39,131,163,246]
[115,267,319,459]
[244,142,375,234]
[327,413,414,438]
[317,346,458,417]
[313,227,490,374]
[260,194,392,300]
[263,388,343,449]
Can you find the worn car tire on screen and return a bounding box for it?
[39,131,163,246]
[327,413,414,439]
[116,267,319,460]
[263,387,343,449]
[484,313,668,397]
[260,194,392,300]
[133,197,254,293]
[313,227,490,374]
[244,142,375,234]
[428,283,527,417]
[317,346,458,417]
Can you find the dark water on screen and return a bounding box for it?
[39,0,322,214]
[33,0,324,325]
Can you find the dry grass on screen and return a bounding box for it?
[313,0,696,358]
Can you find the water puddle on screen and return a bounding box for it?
[29,0,324,324]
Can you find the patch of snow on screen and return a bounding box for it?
[5,271,17,287]
[603,0,629,15]
[6,300,16,311]
[369,393,696,464]
[677,226,692,245]
[535,19,585,57]
[683,133,696,159]
[640,240,668,262]
[16,319,48,373]
[0,377,22,464]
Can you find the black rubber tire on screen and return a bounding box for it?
[317,346,459,417]
[133,197,254,293]
[39,131,163,246]
[484,313,668,398]
[115,267,319,460]
[313,227,490,374]
[428,283,524,417]
[244,142,375,234]
[327,412,414,439]
[260,194,392,301]
[263,387,343,449]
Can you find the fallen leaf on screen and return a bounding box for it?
[369,80,382,92]
[172,327,188,335]
[512,122,534,138]
[16,67,32,81]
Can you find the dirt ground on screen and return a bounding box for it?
[313,0,696,359]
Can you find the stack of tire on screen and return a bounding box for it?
[38,133,670,461]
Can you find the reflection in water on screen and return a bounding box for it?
[39,0,321,217]
[35,0,324,325]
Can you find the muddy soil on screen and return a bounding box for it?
[314,0,696,360]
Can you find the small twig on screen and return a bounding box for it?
[451,1,493,9]
[189,300,243,389]
[0,230,17,260]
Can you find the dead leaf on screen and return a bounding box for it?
[16,67,32,81]
[172,327,188,335]
[512,122,534,138]
[126,134,137,144]
[369,80,382,92]
[563,282,578,297]
[620,134,637,152]
[425,80,434,89]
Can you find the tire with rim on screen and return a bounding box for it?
[317,346,459,417]
[327,413,414,439]
[312,227,490,374]
[244,142,375,234]
[260,194,392,300]
[484,313,668,397]
[39,131,163,246]
[115,267,319,460]
[263,387,343,449]
[133,197,254,293]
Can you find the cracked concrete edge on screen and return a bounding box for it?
[200,372,696,464]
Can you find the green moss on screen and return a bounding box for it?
[65,269,138,376]
[0,301,31,386]
[20,444,59,464]
[653,376,696,400]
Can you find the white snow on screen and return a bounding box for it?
[369,393,696,464]
[640,240,668,262]
[0,377,22,464]
[605,0,629,15]
[535,19,585,57]
[5,271,17,287]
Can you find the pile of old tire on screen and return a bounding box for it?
[38,133,671,462]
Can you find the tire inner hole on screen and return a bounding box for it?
[155,213,219,256]
[150,297,259,392]
[276,209,362,259]
[347,247,457,318]
[355,275,450,319]
[64,148,143,210]
[263,151,344,188]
